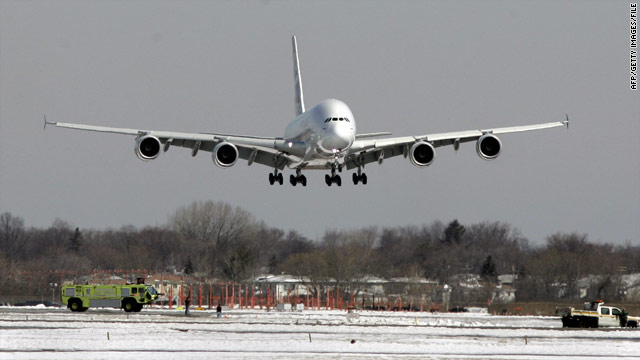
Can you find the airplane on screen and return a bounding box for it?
[45,36,569,187]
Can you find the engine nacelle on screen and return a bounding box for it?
[135,135,161,161]
[409,141,435,167]
[212,142,239,168]
[476,134,502,160]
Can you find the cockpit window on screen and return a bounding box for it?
[325,117,350,123]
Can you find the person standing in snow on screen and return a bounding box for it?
[216,304,222,318]
[185,294,191,316]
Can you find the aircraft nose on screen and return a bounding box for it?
[322,124,353,151]
[336,125,354,148]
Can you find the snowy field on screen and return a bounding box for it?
[1,307,639,359]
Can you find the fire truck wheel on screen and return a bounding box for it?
[69,299,82,312]
[123,299,136,313]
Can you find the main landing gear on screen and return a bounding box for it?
[290,169,307,186]
[352,167,367,185]
[268,170,284,185]
[268,166,366,186]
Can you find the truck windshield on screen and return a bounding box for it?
[146,286,157,295]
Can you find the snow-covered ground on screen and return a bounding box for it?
[1,306,638,359]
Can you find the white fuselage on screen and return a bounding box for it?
[284,99,355,160]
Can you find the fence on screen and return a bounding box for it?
[2,270,449,312]
[155,281,441,312]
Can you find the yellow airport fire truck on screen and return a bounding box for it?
[61,281,159,312]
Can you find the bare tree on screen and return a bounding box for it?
[0,250,17,300]
[377,225,426,277]
[129,226,178,271]
[544,233,590,299]
[0,212,28,260]
[323,227,378,285]
[278,228,377,299]
[170,201,254,278]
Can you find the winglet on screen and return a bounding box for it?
[292,35,305,116]
[564,114,570,129]
[43,115,55,130]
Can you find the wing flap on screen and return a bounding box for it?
[51,122,142,135]
[346,142,407,170]
[484,121,568,134]
[237,146,294,170]
[420,121,567,142]
[355,132,393,139]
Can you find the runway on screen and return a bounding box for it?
[1,307,638,359]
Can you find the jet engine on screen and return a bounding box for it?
[476,134,502,160]
[135,135,161,161]
[409,141,435,167]
[212,142,239,168]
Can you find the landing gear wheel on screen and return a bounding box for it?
[326,172,342,186]
[290,173,307,186]
[269,172,284,185]
[352,172,367,185]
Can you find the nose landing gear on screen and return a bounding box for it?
[325,164,342,186]
[325,174,341,186]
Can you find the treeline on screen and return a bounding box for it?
[1,202,639,303]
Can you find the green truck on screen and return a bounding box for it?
[61,283,159,312]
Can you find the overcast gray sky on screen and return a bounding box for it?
[1,1,638,245]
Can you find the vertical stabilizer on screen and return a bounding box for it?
[292,35,305,116]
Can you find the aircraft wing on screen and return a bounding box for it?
[45,120,300,170]
[345,119,568,170]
